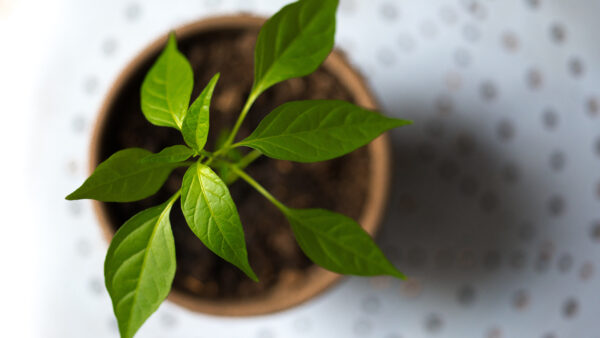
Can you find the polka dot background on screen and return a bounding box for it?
[32,0,600,337]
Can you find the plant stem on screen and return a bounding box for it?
[224,150,262,185]
[221,89,260,151]
[227,164,287,212]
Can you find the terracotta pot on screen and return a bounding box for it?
[89,15,392,316]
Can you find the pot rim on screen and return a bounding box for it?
[90,14,392,317]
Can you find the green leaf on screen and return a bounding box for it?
[181,73,220,152]
[180,163,258,281]
[66,148,183,202]
[237,100,411,162]
[252,0,338,96]
[141,33,193,129]
[104,193,178,338]
[283,207,405,278]
[140,145,194,164]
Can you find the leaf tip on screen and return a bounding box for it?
[167,31,177,48]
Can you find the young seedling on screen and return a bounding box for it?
[67,0,411,336]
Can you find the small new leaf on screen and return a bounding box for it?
[181,73,220,152]
[252,0,338,96]
[181,163,258,281]
[283,208,405,278]
[237,100,411,162]
[141,33,193,129]
[66,148,184,202]
[104,194,178,338]
[141,145,194,164]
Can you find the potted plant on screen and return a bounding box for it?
[67,0,410,337]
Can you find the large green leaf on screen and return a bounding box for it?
[104,194,178,338]
[141,33,193,129]
[180,163,258,281]
[181,73,220,152]
[283,207,405,278]
[66,148,183,202]
[237,100,411,162]
[140,145,194,164]
[252,0,338,96]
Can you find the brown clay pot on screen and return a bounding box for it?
[89,15,392,316]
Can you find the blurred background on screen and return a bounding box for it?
[2,0,600,337]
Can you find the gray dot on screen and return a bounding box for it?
[547,195,565,217]
[562,298,578,318]
[497,119,515,141]
[549,150,566,171]
[101,38,117,56]
[542,108,559,130]
[589,221,600,242]
[542,333,557,338]
[466,1,487,20]
[438,159,459,181]
[125,2,141,21]
[380,2,400,21]
[424,314,443,333]
[397,34,416,52]
[293,317,311,332]
[480,191,499,213]
[339,0,356,14]
[89,277,103,295]
[486,327,502,338]
[377,48,396,66]
[525,0,541,9]
[459,176,480,196]
[580,261,594,281]
[68,201,83,216]
[480,81,498,101]
[435,95,453,114]
[557,253,573,273]
[454,48,472,67]
[526,68,543,89]
[587,97,598,117]
[83,76,98,95]
[535,252,551,272]
[509,251,526,270]
[439,6,458,25]
[550,23,566,43]
[72,115,86,133]
[353,318,372,336]
[456,285,476,306]
[568,57,584,77]
[160,312,177,327]
[512,289,530,310]
[501,31,519,51]
[257,328,274,338]
[483,250,501,270]
[502,163,520,184]
[384,334,403,338]
[361,295,381,314]
[594,137,600,157]
[462,24,480,42]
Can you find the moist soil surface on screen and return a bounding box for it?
[98,27,370,300]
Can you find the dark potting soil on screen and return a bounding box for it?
[98,27,370,300]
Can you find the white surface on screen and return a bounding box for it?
[3,0,600,337]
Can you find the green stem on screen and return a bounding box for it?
[224,150,262,185]
[222,89,260,151]
[228,164,287,212]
